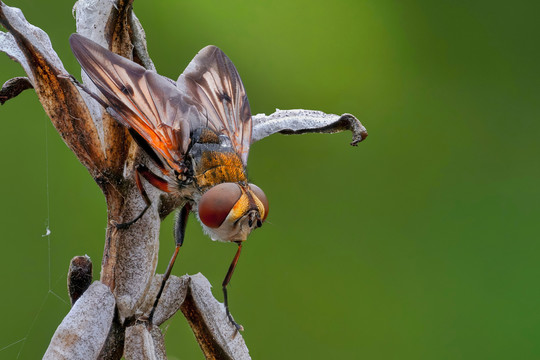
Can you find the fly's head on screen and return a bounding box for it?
[196,182,268,242]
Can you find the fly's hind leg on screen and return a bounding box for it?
[112,164,170,229]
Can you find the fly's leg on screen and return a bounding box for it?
[223,242,244,331]
[147,203,191,327]
[112,164,170,229]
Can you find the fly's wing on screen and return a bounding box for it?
[69,34,204,173]
[177,46,252,165]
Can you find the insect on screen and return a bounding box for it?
[70,34,266,330]
[69,34,366,331]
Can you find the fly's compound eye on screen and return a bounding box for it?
[249,184,269,222]
[198,183,242,228]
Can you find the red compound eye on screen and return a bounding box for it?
[249,184,269,221]
[198,183,242,228]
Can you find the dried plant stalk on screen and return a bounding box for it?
[0,0,366,358]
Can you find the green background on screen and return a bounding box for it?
[1,0,539,358]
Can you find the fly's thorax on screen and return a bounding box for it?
[191,146,247,190]
[188,128,248,190]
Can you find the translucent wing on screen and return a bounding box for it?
[177,46,252,165]
[70,34,204,173]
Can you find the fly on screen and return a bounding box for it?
[70,34,266,331]
[68,34,366,332]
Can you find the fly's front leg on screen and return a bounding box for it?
[112,164,170,229]
[147,203,191,327]
[223,242,244,331]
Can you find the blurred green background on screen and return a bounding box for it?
[1,0,539,358]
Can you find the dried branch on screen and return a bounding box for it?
[0,76,32,104]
